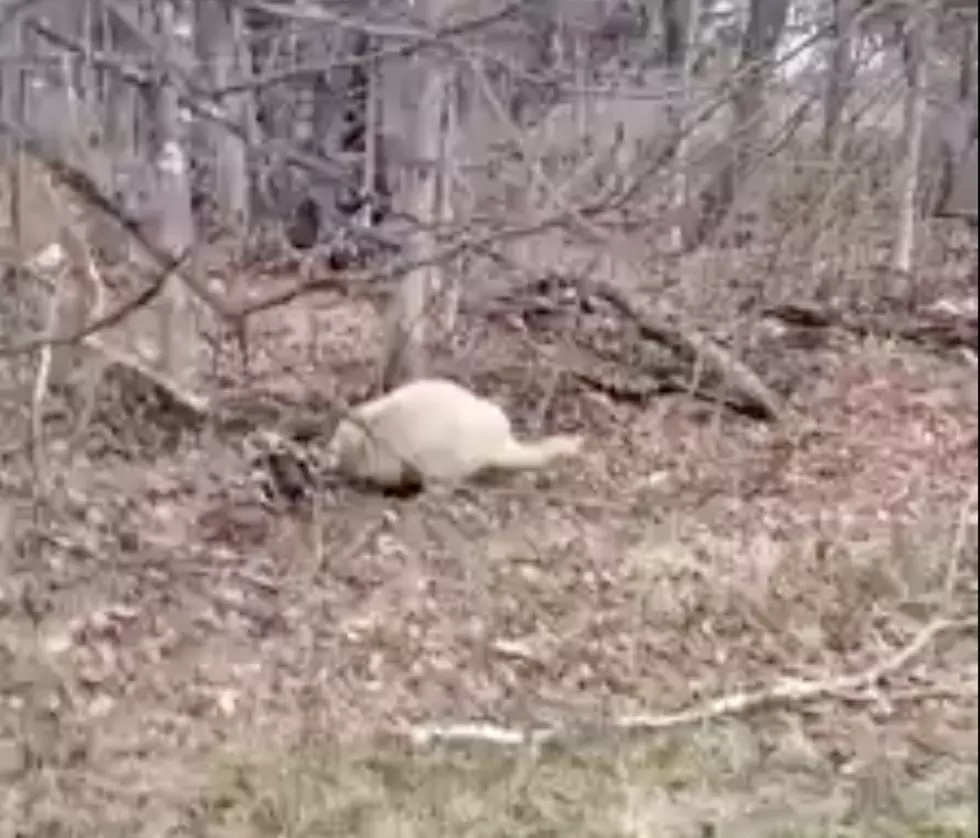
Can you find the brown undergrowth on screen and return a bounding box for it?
[0,245,977,837]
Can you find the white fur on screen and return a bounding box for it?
[325,378,582,490]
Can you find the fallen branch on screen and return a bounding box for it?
[583,279,783,421]
[410,616,976,749]
[763,301,979,354]
[81,334,211,418]
[479,260,785,421]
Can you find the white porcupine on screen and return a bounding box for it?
[324,378,583,490]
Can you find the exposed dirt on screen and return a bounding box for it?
[0,237,977,835]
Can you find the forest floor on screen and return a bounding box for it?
[0,229,977,837]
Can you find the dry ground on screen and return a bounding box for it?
[0,240,977,837]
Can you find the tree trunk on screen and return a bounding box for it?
[377,2,450,393]
[692,0,789,248]
[893,11,931,273]
[198,0,250,233]
[663,0,699,251]
[149,0,199,384]
[823,0,854,156]
[1,16,26,249]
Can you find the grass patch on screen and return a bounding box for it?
[197,720,978,838]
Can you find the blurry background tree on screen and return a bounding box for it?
[0,0,974,397]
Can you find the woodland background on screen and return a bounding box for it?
[0,1,977,836]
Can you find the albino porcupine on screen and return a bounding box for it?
[325,378,583,491]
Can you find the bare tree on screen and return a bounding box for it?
[1,13,27,252]
[692,0,790,247]
[663,0,700,251]
[931,8,977,224]
[102,9,139,157]
[892,7,934,273]
[146,0,200,384]
[378,1,454,393]
[823,0,855,156]
[197,0,251,233]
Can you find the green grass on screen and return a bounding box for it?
[196,720,978,838]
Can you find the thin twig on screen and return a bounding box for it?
[410,616,976,749]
